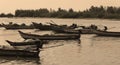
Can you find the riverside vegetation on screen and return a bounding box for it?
[0,6,120,19]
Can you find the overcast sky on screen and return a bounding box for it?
[0,0,119,13]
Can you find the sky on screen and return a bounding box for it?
[0,0,120,14]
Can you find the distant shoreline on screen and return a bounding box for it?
[0,6,120,20]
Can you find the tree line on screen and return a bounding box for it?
[0,6,120,19]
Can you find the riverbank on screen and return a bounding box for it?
[0,6,120,20]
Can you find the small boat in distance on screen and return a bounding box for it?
[32,22,53,30]
[94,30,120,37]
[3,22,34,29]
[32,22,78,30]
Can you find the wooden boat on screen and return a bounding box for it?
[6,40,43,48]
[52,26,94,34]
[4,25,34,29]
[32,22,53,30]
[79,29,95,34]
[0,46,40,57]
[52,27,80,34]
[32,22,76,30]
[94,30,120,37]
[3,23,34,29]
[18,31,80,40]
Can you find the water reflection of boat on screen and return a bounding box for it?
[18,31,80,40]
[0,56,40,64]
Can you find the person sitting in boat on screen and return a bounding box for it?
[39,23,42,25]
[90,24,98,30]
[9,22,13,25]
[70,23,77,29]
[104,26,108,31]
[36,40,43,51]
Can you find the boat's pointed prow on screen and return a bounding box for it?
[5,40,13,46]
[32,22,36,24]
[5,40,11,43]
[18,30,22,33]
[18,30,28,39]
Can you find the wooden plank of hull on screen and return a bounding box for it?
[0,49,40,57]
[33,22,73,31]
[53,27,94,34]
[32,22,53,30]
[94,30,120,37]
[21,34,80,40]
[53,28,80,34]
[80,29,94,34]
[6,40,43,48]
[18,31,80,40]
[4,25,34,29]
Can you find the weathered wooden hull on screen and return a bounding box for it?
[32,22,74,30]
[53,27,94,34]
[0,48,40,57]
[94,30,120,37]
[51,25,80,34]
[4,25,34,29]
[32,22,53,30]
[18,31,80,40]
[6,40,43,48]
[53,29,80,34]
[80,29,94,34]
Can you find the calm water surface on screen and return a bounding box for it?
[0,18,120,65]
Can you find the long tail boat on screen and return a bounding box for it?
[6,40,43,48]
[94,30,120,37]
[32,22,77,30]
[0,45,40,57]
[3,23,34,29]
[32,22,53,30]
[18,31,80,40]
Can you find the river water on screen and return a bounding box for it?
[0,18,120,65]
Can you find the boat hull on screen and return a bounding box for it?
[4,25,34,29]
[6,40,43,48]
[80,29,94,34]
[32,22,53,30]
[94,30,120,37]
[18,31,80,40]
[0,49,40,57]
[53,27,94,34]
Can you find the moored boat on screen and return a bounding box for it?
[0,45,40,57]
[79,29,94,34]
[94,30,120,37]
[52,26,94,34]
[32,22,53,30]
[3,22,34,29]
[4,25,34,29]
[32,22,77,31]
[53,27,80,34]
[6,40,43,48]
[18,31,80,40]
